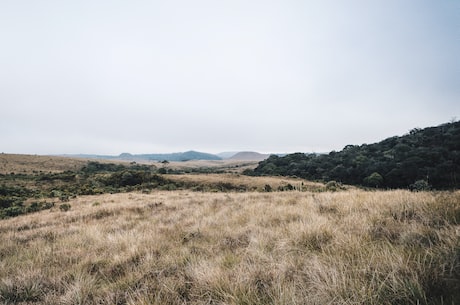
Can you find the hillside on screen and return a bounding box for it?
[216,151,239,159]
[250,121,460,189]
[228,151,270,161]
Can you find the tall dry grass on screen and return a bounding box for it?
[0,154,90,174]
[0,189,458,304]
[166,173,325,192]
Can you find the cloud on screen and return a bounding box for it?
[0,0,458,154]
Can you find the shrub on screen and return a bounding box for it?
[410,180,431,191]
[325,181,339,191]
[26,202,42,213]
[0,195,23,209]
[50,190,62,198]
[59,203,71,212]
[278,183,294,191]
[0,205,24,218]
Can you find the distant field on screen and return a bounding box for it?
[0,154,459,304]
[166,173,325,192]
[0,154,92,174]
[158,159,260,174]
[0,154,258,175]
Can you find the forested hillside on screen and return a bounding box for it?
[249,121,460,189]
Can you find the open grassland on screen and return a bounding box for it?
[165,174,325,192]
[161,160,260,174]
[1,189,459,304]
[0,154,258,175]
[0,154,91,175]
[0,154,328,220]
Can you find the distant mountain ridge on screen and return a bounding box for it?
[62,150,280,162]
[63,150,222,162]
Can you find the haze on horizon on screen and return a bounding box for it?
[1,1,459,156]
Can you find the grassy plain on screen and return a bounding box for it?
[0,154,459,304]
[0,154,259,175]
[0,154,91,174]
[1,189,459,304]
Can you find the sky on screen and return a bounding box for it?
[1,0,459,155]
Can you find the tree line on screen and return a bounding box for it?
[247,121,460,189]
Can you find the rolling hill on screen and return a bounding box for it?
[228,151,270,161]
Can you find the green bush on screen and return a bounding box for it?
[59,203,71,212]
[1,205,24,218]
[363,172,384,188]
[0,195,24,209]
[325,181,340,191]
[410,180,431,191]
[25,201,54,214]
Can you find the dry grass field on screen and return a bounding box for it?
[0,154,91,174]
[161,160,260,174]
[165,174,326,192]
[0,154,257,175]
[1,188,459,304]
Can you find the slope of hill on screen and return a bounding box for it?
[228,151,270,161]
[249,121,460,189]
[216,151,239,159]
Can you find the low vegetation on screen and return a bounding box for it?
[0,189,459,304]
[0,158,321,219]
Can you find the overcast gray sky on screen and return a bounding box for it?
[1,0,459,155]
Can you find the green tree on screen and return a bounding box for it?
[410,180,430,191]
[364,172,384,187]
